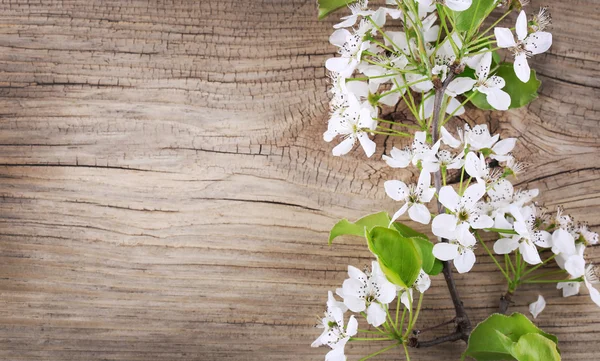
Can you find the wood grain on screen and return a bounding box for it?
[0,0,598,359]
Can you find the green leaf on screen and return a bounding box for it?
[392,223,439,275]
[451,0,497,33]
[463,313,559,361]
[429,259,444,276]
[469,63,541,110]
[328,212,391,245]
[510,333,561,361]
[367,226,422,288]
[318,0,356,19]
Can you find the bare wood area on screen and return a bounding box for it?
[0,0,598,360]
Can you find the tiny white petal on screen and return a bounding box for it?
[529,295,546,319]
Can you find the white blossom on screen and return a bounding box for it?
[493,205,550,265]
[324,94,377,157]
[326,22,372,77]
[472,52,511,111]
[433,223,477,273]
[339,262,396,327]
[383,131,434,168]
[384,169,436,224]
[312,304,358,361]
[494,10,552,82]
[432,183,494,240]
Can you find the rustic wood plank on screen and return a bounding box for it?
[0,0,598,359]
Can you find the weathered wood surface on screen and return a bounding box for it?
[0,0,598,360]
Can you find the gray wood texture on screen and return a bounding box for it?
[0,0,598,359]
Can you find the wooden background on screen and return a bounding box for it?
[0,0,598,360]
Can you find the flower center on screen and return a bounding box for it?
[458,209,470,222]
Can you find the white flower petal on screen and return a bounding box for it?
[343,295,366,313]
[391,203,410,223]
[346,80,370,98]
[384,180,410,201]
[528,295,546,319]
[525,32,552,55]
[334,16,358,29]
[348,265,367,280]
[433,242,459,261]
[376,279,397,304]
[557,281,581,298]
[332,136,355,156]
[520,241,542,265]
[551,228,576,255]
[514,53,531,83]
[446,0,472,12]
[492,138,517,155]
[494,27,516,48]
[439,185,460,212]
[465,152,484,179]
[494,237,520,254]
[330,29,351,47]
[476,52,492,81]
[486,88,511,111]
[432,214,458,239]
[326,346,346,361]
[462,183,486,208]
[346,315,358,336]
[446,77,476,97]
[587,284,600,307]
[326,57,351,74]
[565,255,586,278]
[441,126,462,148]
[516,11,528,41]
[357,132,376,157]
[456,223,476,247]
[366,302,387,327]
[454,249,476,273]
[408,203,431,225]
[470,214,494,229]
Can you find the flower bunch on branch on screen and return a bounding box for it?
[312,0,598,360]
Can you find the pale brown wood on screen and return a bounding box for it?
[0,0,598,360]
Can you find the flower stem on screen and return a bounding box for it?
[475,232,511,281]
[351,337,393,341]
[358,343,400,361]
[403,342,412,361]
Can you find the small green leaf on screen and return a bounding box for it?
[392,223,438,275]
[469,63,541,110]
[510,333,561,361]
[463,313,559,361]
[367,226,422,288]
[328,212,391,245]
[429,259,444,276]
[451,0,497,33]
[318,0,356,19]
[392,222,429,239]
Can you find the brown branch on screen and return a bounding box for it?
[410,330,467,348]
[418,70,472,347]
[499,290,514,314]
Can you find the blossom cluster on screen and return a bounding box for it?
[314,0,596,359]
[324,0,552,158]
[312,262,429,360]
